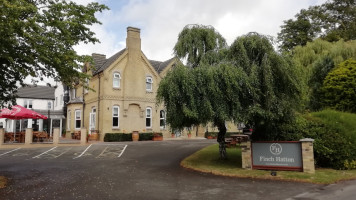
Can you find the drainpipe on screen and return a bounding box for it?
[98,74,101,135]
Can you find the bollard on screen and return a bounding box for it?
[53,128,60,145]
[25,128,33,145]
[80,128,87,145]
[0,128,4,146]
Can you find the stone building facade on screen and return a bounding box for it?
[66,27,177,140]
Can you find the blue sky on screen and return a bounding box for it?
[74,0,327,61]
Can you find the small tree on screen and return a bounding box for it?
[322,59,356,113]
[0,0,108,107]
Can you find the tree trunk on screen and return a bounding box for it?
[217,122,227,159]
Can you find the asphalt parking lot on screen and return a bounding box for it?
[0,140,346,200]
[0,143,128,160]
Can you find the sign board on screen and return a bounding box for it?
[252,142,302,171]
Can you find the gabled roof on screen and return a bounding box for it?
[149,58,175,74]
[91,48,174,75]
[16,85,55,100]
[93,49,126,75]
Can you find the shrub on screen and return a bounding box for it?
[275,110,356,169]
[104,133,132,142]
[322,59,356,113]
[139,132,154,141]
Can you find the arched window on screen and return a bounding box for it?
[146,76,153,91]
[146,107,152,128]
[112,106,119,128]
[113,72,121,88]
[160,110,166,129]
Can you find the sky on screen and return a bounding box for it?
[73,0,327,62]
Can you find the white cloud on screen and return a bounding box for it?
[74,0,328,61]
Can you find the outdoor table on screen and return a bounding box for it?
[33,131,49,142]
[230,134,249,144]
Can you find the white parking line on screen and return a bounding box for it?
[118,145,128,158]
[0,148,21,157]
[33,147,57,158]
[73,144,92,159]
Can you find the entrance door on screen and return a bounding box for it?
[89,108,96,132]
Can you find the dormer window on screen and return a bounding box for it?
[113,72,121,88]
[146,76,153,91]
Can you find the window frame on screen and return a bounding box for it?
[112,106,119,128]
[113,72,121,88]
[75,110,81,129]
[160,110,166,129]
[146,76,153,91]
[47,101,52,110]
[146,107,152,128]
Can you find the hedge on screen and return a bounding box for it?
[104,132,163,142]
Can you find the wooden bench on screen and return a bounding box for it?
[225,137,237,148]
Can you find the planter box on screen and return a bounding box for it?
[89,133,99,141]
[153,136,163,141]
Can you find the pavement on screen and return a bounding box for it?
[0,140,354,200]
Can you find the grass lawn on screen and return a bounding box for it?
[181,144,356,184]
[0,176,7,189]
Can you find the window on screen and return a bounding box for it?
[28,100,32,109]
[0,122,3,128]
[67,111,71,130]
[146,76,153,91]
[146,107,152,128]
[112,106,119,128]
[47,101,52,110]
[113,73,121,88]
[75,110,81,129]
[24,100,33,109]
[160,110,166,129]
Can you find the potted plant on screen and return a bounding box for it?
[187,131,192,138]
[153,133,163,141]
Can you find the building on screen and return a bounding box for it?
[66,27,177,140]
[0,84,66,136]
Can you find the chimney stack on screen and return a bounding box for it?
[126,27,141,51]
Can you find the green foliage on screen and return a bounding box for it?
[278,0,356,52]
[308,56,335,110]
[139,132,154,141]
[277,110,356,169]
[321,59,356,112]
[157,63,251,130]
[0,0,108,107]
[104,133,132,142]
[291,39,356,111]
[344,160,356,170]
[229,34,301,140]
[161,29,302,143]
[173,24,227,68]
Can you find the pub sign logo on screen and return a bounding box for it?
[270,143,282,155]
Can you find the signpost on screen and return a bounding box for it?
[252,142,302,171]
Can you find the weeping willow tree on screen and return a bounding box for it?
[158,25,302,158]
[157,64,251,159]
[173,24,227,68]
[229,33,302,140]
